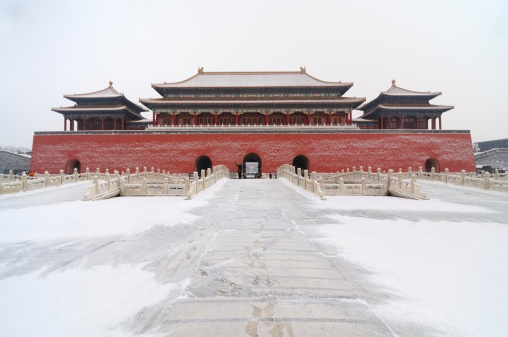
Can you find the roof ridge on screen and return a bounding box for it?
[64,83,123,98]
[384,81,440,95]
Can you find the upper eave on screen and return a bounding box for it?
[357,81,442,111]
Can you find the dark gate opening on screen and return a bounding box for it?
[66,159,81,174]
[292,155,310,175]
[243,153,262,178]
[195,155,212,177]
[425,158,440,173]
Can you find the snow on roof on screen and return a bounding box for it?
[153,69,352,88]
[64,82,123,99]
[384,80,441,96]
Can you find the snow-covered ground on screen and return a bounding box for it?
[0,179,507,336]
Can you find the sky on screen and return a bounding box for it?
[1,0,507,148]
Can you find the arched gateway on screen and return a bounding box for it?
[195,155,212,177]
[66,159,81,174]
[425,158,440,173]
[243,153,262,178]
[292,155,310,174]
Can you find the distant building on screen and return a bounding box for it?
[0,151,31,175]
[31,68,476,175]
[474,138,508,170]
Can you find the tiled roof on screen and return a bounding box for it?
[64,82,123,99]
[153,69,352,88]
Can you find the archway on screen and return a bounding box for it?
[195,155,212,177]
[425,158,440,173]
[292,155,310,175]
[66,159,81,174]
[243,153,262,178]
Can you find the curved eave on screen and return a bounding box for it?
[360,105,454,119]
[52,106,144,120]
[358,91,441,111]
[140,97,366,110]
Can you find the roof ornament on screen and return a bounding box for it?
[392,79,396,86]
[300,66,306,74]
[109,81,113,87]
[198,67,204,74]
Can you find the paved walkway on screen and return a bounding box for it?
[130,179,396,336]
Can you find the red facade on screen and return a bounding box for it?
[31,131,476,174]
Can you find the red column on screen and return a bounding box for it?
[400,116,404,129]
[173,112,177,125]
[307,112,310,125]
[113,118,117,130]
[83,118,87,130]
[152,112,155,125]
[285,112,289,125]
[64,118,67,131]
[215,112,218,125]
[70,119,74,131]
[235,112,239,125]
[193,112,197,125]
[380,117,383,129]
[101,118,105,130]
[432,117,436,130]
[122,117,125,130]
[439,116,442,130]
[419,116,422,129]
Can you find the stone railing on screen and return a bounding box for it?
[0,168,90,195]
[83,165,229,201]
[277,164,428,200]
[419,167,508,192]
[148,123,358,130]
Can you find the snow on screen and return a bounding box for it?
[0,178,507,336]
[282,179,508,337]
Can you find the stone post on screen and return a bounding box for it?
[445,168,449,183]
[460,169,466,186]
[495,169,499,180]
[106,172,111,191]
[60,169,64,186]
[44,171,50,187]
[411,174,416,194]
[93,175,99,197]
[387,169,393,188]
[368,166,372,174]
[126,168,131,183]
[136,167,140,176]
[207,168,211,177]
[22,173,28,192]
[377,168,381,183]
[431,167,435,180]
[418,166,423,179]
[86,167,90,180]
[361,177,366,195]
[142,178,147,194]
[304,169,308,180]
[193,171,199,182]
[184,177,190,195]
[163,178,168,194]
[311,171,316,181]
[9,170,13,181]
[408,167,412,176]
[339,177,345,194]
[74,168,78,182]
[483,172,490,190]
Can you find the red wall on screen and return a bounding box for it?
[30,132,476,174]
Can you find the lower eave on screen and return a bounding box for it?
[139,98,365,110]
[52,106,144,120]
[360,105,454,119]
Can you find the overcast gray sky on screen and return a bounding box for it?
[1,0,507,148]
